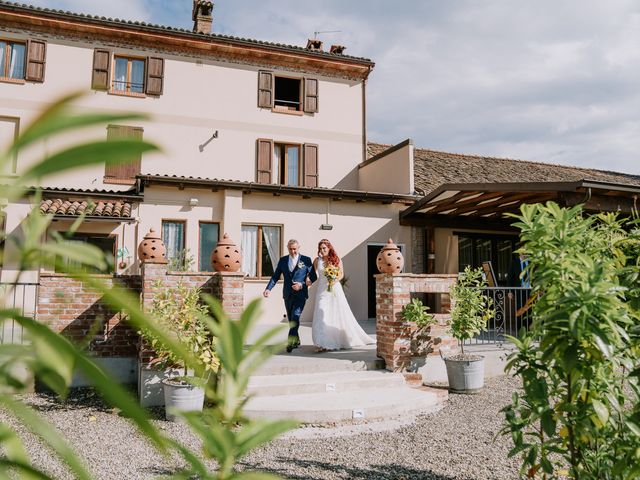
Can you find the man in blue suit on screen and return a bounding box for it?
[263,239,317,352]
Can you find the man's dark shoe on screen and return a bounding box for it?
[286,345,293,353]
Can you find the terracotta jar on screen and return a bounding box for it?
[211,233,242,272]
[376,238,404,273]
[138,228,167,263]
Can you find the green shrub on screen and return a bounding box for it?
[501,202,640,479]
[449,266,494,355]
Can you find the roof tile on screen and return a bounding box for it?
[39,198,133,218]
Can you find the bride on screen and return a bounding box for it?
[311,239,374,351]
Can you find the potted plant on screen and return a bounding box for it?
[139,281,219,421]
[444,266,494,393]
[401,298,436,372]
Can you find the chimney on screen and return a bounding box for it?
[329,45,346,55]
[192,0,214,34]
[306,39,323,52]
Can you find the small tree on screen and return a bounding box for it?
[501,202,640,479]
[139,281,218,379]
[449,266,494,356]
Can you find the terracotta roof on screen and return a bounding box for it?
[367,142,640,194]
[0,1,373,65]
[39,199,133,219]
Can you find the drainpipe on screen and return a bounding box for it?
[361,77,367,163]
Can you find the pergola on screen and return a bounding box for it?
[400,179,640,231]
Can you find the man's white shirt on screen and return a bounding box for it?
[288,254,300,272]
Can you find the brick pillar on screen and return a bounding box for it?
[138,261,167,368]
[375,273,412,372]
[211,271,245,319]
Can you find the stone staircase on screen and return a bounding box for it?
[245,345,447,424]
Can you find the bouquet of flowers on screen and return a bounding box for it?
[324,264,341,292]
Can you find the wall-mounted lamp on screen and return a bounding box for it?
[198,130,219,152]
[189,198,199,207]
[320,224,333,230]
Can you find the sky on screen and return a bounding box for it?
[26,0,640,175]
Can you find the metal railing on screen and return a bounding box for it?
[464,287,533,345]
[0,282,39,345]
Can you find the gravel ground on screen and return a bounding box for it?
[4,376,522,479]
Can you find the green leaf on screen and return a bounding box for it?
[17,140,158,185]
[235,419,298,457]
[541,410,556,437]
[592,399,610,426]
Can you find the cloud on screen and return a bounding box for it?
[27,0,640,175]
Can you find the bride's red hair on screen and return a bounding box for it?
[318,239,340,266]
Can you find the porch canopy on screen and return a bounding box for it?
[400,179,640,229]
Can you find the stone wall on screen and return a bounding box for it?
[37,273,141,357]
[375,273,457,372]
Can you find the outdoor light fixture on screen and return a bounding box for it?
[189,198,199,206]
[198,130,218,152]
[320,224,333,230]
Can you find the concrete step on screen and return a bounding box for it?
[244,385,444,424]
[247,370,406,397]
[254,346,384,376]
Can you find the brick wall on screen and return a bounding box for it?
[376,273,458,372]
[139,262,245,367]
[411,226,425,274]
[37,273,141,357]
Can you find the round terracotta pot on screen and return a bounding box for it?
[376,238,404,273]
[138,228,167,263]
[211,233,242,272]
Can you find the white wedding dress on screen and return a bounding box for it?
[312,257,375,350]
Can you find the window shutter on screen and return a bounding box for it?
[257,71,273,108]
[25,39,46,82]
[145,57,164,95]
[92,49,111,91]
[256,138,273,184]
[303,78,319,113]
[303,143,319,187]
[105,125,143,184]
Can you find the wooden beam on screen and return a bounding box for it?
[399,212,519,231]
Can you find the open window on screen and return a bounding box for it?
[258,71,318,113]
[0,39,45,82]
[92,49,164,96]
[256,139,318,187]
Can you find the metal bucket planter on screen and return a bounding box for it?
[444,355,485,394]
[162,377,205,421]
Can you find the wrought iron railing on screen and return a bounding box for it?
[0,282,39,344]
[464,287,533,345]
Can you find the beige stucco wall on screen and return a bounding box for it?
[358,141,414,194]
[136,187,410,324]
[0,32,365,190]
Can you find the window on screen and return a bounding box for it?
[91,49,164,96]
[113,56,145,94]
[274,143,301,186]
[198,222,219,271]
[241,225,281,278]
[0,39,46,83]
[162,220,186,269]
[457,233,517,285]
[0,116,19,174]
[258,71,318,113]
[256,139,318,187]
[104,125,143,185]
[0,40,25,80]
[55,233,116,274]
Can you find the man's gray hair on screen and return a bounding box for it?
[287,239,299,247]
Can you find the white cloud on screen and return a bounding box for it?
[27,0,640,175]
